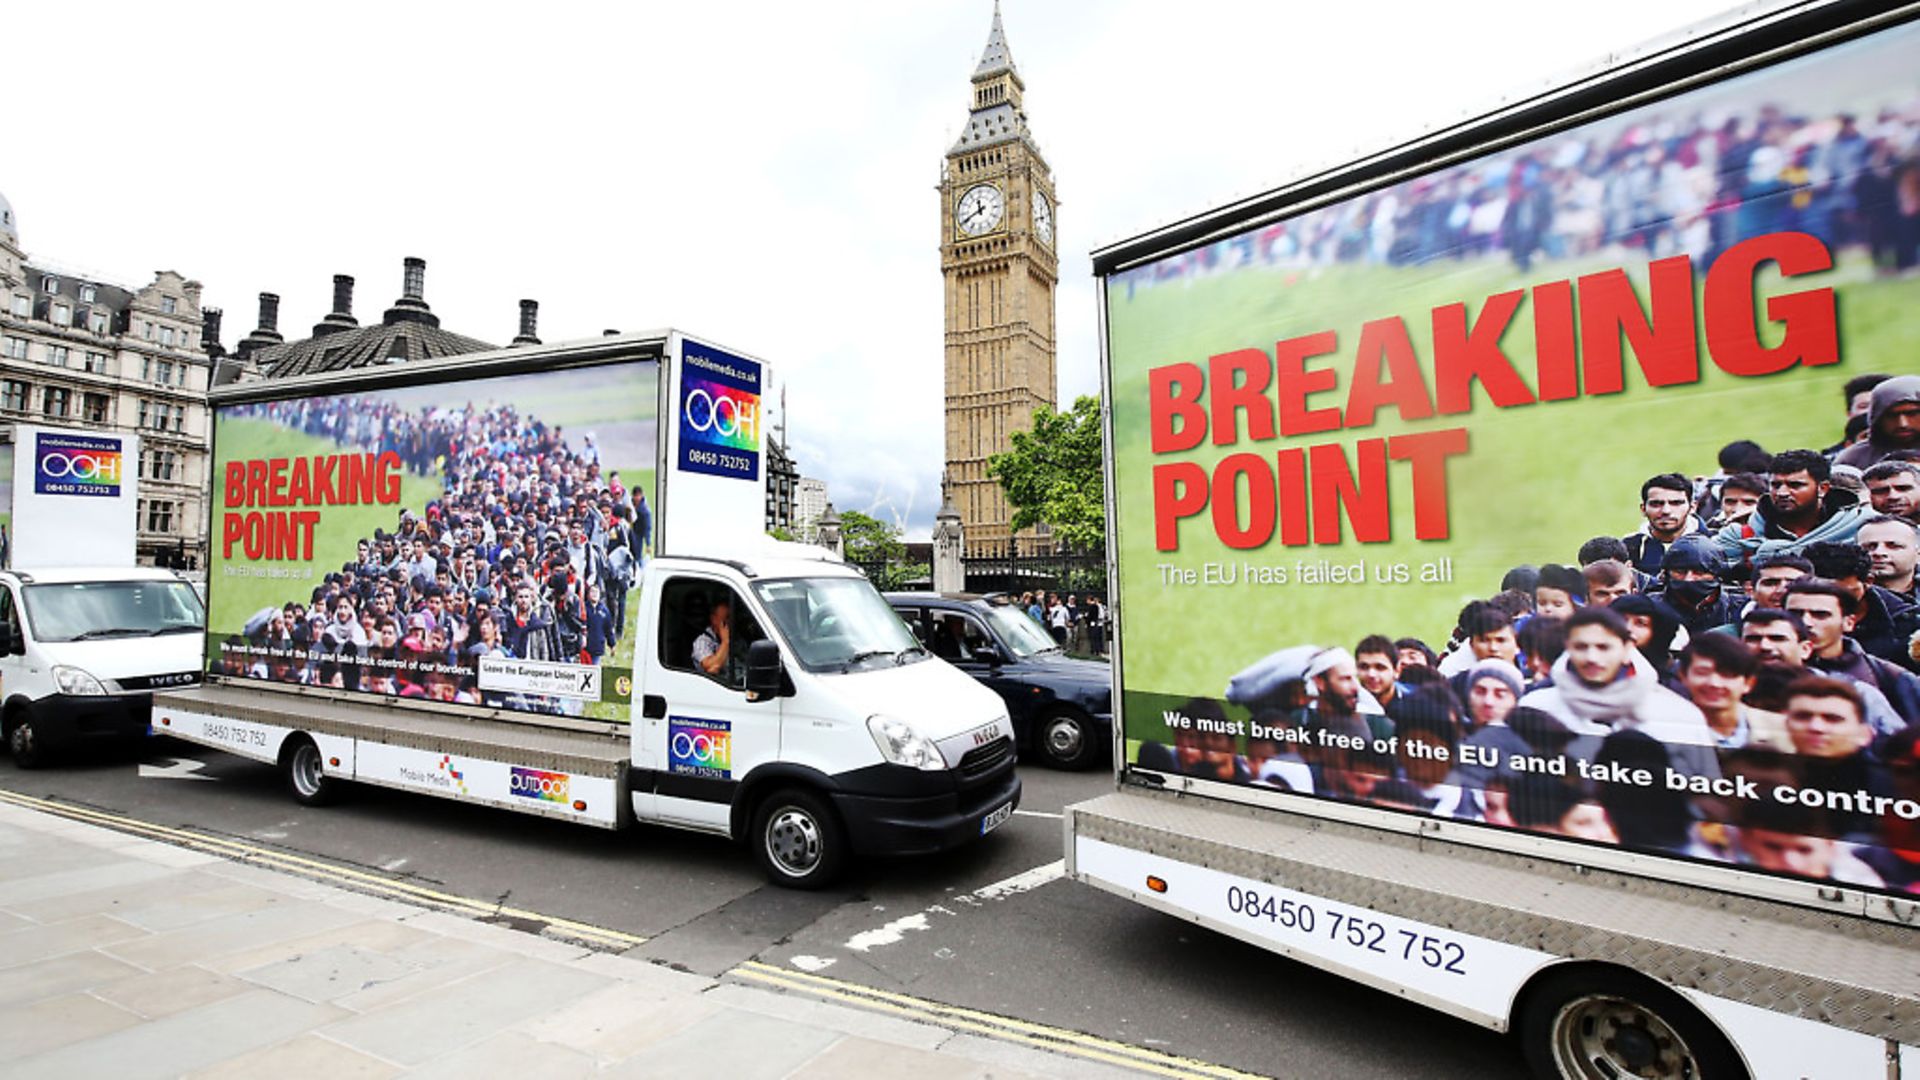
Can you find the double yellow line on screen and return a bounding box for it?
[731,960,1269,1080]
[0,788,646,951]
[1,787,1265,1079]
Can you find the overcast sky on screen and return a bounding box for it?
[8,0,1735,538]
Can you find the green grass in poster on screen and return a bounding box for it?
[1108,250,1920,708]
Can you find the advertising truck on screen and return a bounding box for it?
[1068,2,1920,1076]
[148,332,1019,887]
[0,424,207,767]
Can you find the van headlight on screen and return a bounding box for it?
[867,714,946,771]
[54,666,108,696]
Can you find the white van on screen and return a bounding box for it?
[0,567,205,767]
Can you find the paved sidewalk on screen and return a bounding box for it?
[0,800,1143,1080]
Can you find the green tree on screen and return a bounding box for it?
[767,525,796,541]
[988,394,1105,550]
[838,509,922,588]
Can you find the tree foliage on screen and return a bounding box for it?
[839,509,918,589]
[988,395,1106,550]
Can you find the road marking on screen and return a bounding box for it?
[137,757,213,782]
[846,911,933,952]
[0,788,645,951]
[788,954,835,972]
[967,858,1064,902]
[732,960,1267,1080]
[1012,808,1061,819]
[842,859,1067,950]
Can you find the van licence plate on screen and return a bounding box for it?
[980,801,1013,835]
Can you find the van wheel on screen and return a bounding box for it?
[751,788,847,889]
[7,705,46,769]
[1517,966,1746,1080]
[282,737,340,807]
[1036,708,1096,770]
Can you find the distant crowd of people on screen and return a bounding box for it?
[211,393,651,715]
[1142,373,1920,894]
[1120,89,1920,292]
[1018,590,1108,656]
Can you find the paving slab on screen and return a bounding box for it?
[94,964,255,1020]
[237,943,423,1005]
[405,1029,602,1080]
[0,987,346,1080]
[185,1033,400,1080]
[0,912,150,969]
[0,948,144,1007]
[101,899,368,971]
[599,1007,843,1080]
[320,955,612,1065]
[0,990,144,1059]
[516,981,726,1060]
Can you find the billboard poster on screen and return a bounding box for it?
[676,339,762,482]
[1107,20,1920,897]
[5,424,138,569]
[205,359,658,722]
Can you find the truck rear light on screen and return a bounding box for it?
[328,757,340,767]
[159,716,171,726]
[1146,875,1168,894]
[573,800,587,812]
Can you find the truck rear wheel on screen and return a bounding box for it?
[1517,966,1746,1080]
[751,787,847,890]
[6,705,46,769]
[282,737,341,807]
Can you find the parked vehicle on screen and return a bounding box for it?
[887,591,1112,769]
[1069,3,1920,1076]
[0,424,205,766]
[151,332,1018,888]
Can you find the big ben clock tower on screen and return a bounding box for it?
[940,2,1058,555]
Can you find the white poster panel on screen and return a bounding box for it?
[9,424,139,569]
[660,334,770,555]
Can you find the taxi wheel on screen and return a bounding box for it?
[1036,708,1096,771]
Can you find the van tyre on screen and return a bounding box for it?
[1036,707,1096,770]
[282,737,341,807]
[6,705,46,769]
[1517,966,1746,1080]
[752,787,847,889]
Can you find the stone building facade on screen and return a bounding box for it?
[0,191,214,567]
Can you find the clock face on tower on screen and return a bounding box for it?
[1031,190,1053,246]
[956,184,1005,237]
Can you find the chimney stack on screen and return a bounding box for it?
[382,256,440,328]
[201,307,225,359]
[313,274,359,337]
[234,291,285,361]
[512,299,541,346]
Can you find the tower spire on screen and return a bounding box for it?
[974,1,1015,79]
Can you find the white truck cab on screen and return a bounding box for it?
[0,567,205,767]
[633,547,1020,884]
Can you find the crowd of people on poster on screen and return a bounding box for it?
[208,388,651,716]
[1128,33,1920,895]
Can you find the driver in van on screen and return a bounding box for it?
[694,596,733,679]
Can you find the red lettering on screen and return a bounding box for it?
[1212,453,1275,549]
[313,455,337,503]
[287,457,312,505]
[271,510,297,558]
[1275,448,1309,548]
[243,511,264,559]
[1531,279,1578,402]
[1149,363,1207,453]
[1208,349,1276,446]
[1153,461,1209,551]
[1579,254,1698,394]
[1309,439,1390,545]
[267,458,289,507]
[1275,331,1341,436]
[1389,428,1471,540]
[296,511,320,558]
[221,514,243,558]
[1344,316,1433,429]
[246,459,269,508]
[1704,231,1838,376]
[343,454,373,505]
[1434,290,1534,414]
[224,462,246,508]
[376,452,403,503]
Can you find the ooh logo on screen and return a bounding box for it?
[509,766,571,803]
[677,341,762,481]
[34,433,123,497]
[668,716,733,779]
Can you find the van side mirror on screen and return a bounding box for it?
[745,639,785,699]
